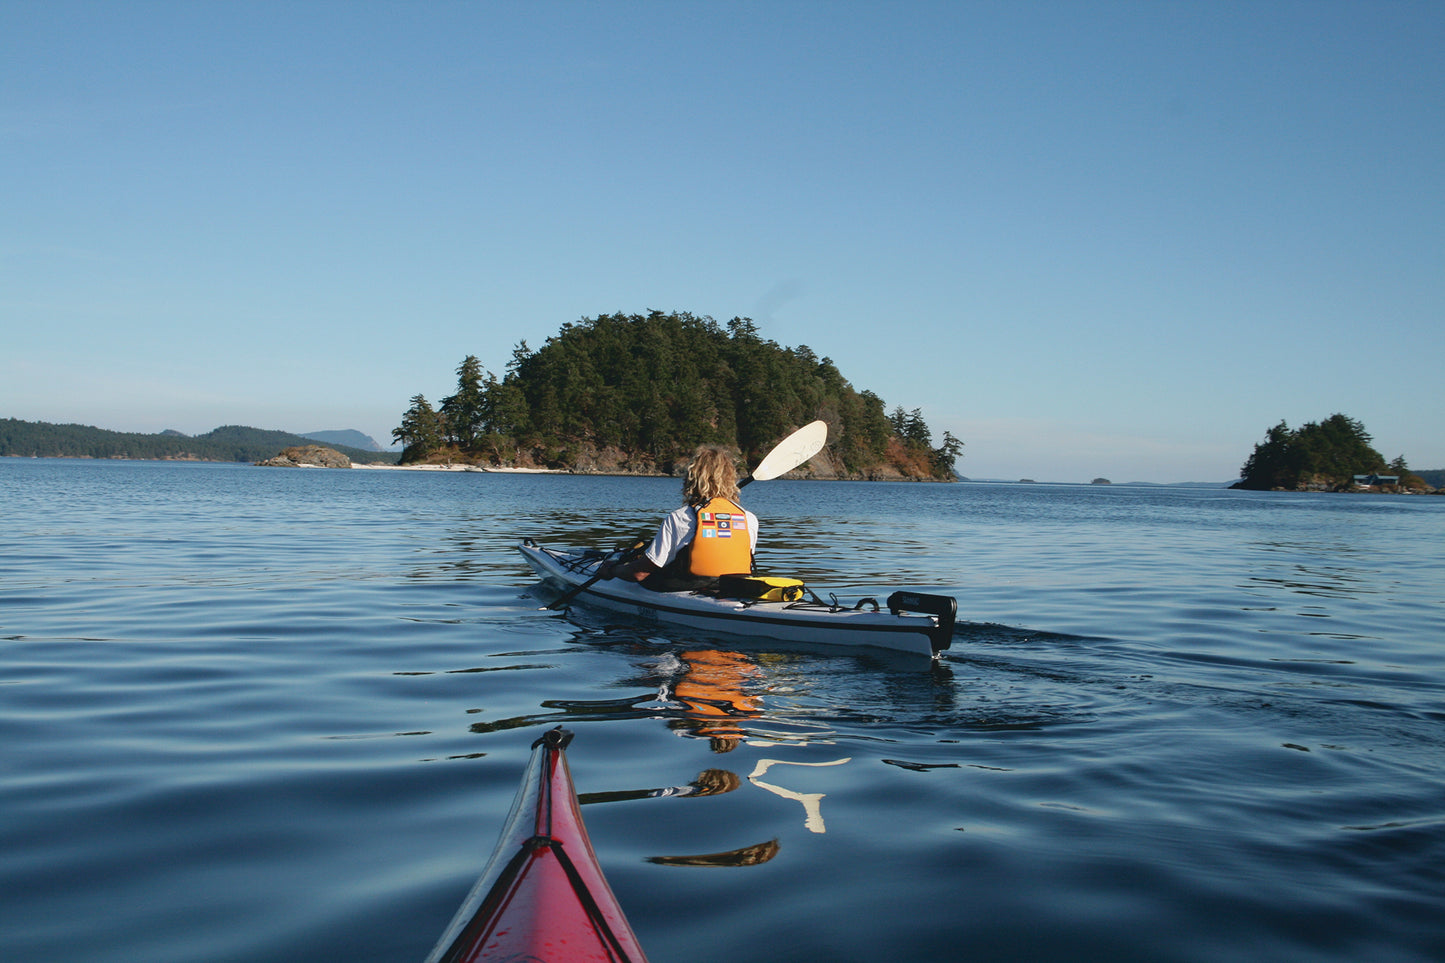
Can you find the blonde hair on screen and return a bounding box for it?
[682,447,740,506]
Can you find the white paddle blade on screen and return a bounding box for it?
[750,420,828,481]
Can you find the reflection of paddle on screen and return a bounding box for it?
[546,421,827,611]
[577,768,742,805]
[646,838,781,868]
[749,756,852,834]
[882,759,961,772]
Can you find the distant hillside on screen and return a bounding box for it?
[303,429,383,452]
[1120,480,1238,488]
[0,419,398,464]
[1415,469,1445,489]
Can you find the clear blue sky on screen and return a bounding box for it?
[4,1,1441,482]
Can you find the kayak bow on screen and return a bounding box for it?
[426,728,648,963]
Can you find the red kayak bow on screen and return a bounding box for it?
[425,727,649,963]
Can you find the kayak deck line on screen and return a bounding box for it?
[520,539,956,658]
[426,728,649,963]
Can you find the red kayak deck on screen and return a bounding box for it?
[426,728,649,963]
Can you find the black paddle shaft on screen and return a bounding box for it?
[545,539,647,610]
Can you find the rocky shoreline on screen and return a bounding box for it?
[256,444,562,472]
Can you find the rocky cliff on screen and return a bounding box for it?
[256,445,352,468]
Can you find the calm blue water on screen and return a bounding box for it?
[3,460,1442,963]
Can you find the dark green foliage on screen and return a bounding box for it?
[889,407,932,445]
[935,430,965,476]
[1236,414,1390,490]
[392,395,444,463]
[1,419,398,464]
[439,356,487,449]
[401,311,958,479]
[1386,456,1432,491]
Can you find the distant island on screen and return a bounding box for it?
[301,429,385,452]
[1233,413,1435,492]
[1415,469,1445,489]
[0,420,398,465]
[392,311,963,481]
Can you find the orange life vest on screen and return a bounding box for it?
[686,497,753,577]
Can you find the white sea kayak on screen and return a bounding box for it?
[519,539,956,658]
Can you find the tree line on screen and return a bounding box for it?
[394,311,962,480]
[1234,413,1425,491]
[0,420,396,464]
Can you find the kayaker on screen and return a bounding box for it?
[598,446,759,590]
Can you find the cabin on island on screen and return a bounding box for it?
[1353,474,1399,488]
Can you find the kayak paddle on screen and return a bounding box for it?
[544,421,828,610]
[741,419,828,488]
[545,537,648,610]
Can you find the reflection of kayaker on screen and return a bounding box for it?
[670,648,762,752]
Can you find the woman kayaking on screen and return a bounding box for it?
[597,445,759,591]
[522,421,956,656]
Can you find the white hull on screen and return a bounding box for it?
[519,540,954,658]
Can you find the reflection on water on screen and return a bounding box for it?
[646,838,781,868]
[882,759,962,772]
[748,756,852,834]
[459,645,780,751]
[578,768,742,805]
[667,648,763,752]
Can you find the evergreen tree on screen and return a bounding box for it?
[392,395,443,463]
[934,430,965,475]
[439,356,487,448]
[889,407,932,445]
[1239,421,1301,489]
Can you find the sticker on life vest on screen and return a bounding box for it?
[701,528,716,538]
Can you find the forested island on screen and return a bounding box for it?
[0,420,398,464]
[1233,414,1434,492]
[393,311,962,481]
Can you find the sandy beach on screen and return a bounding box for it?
[350,462,561,473]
